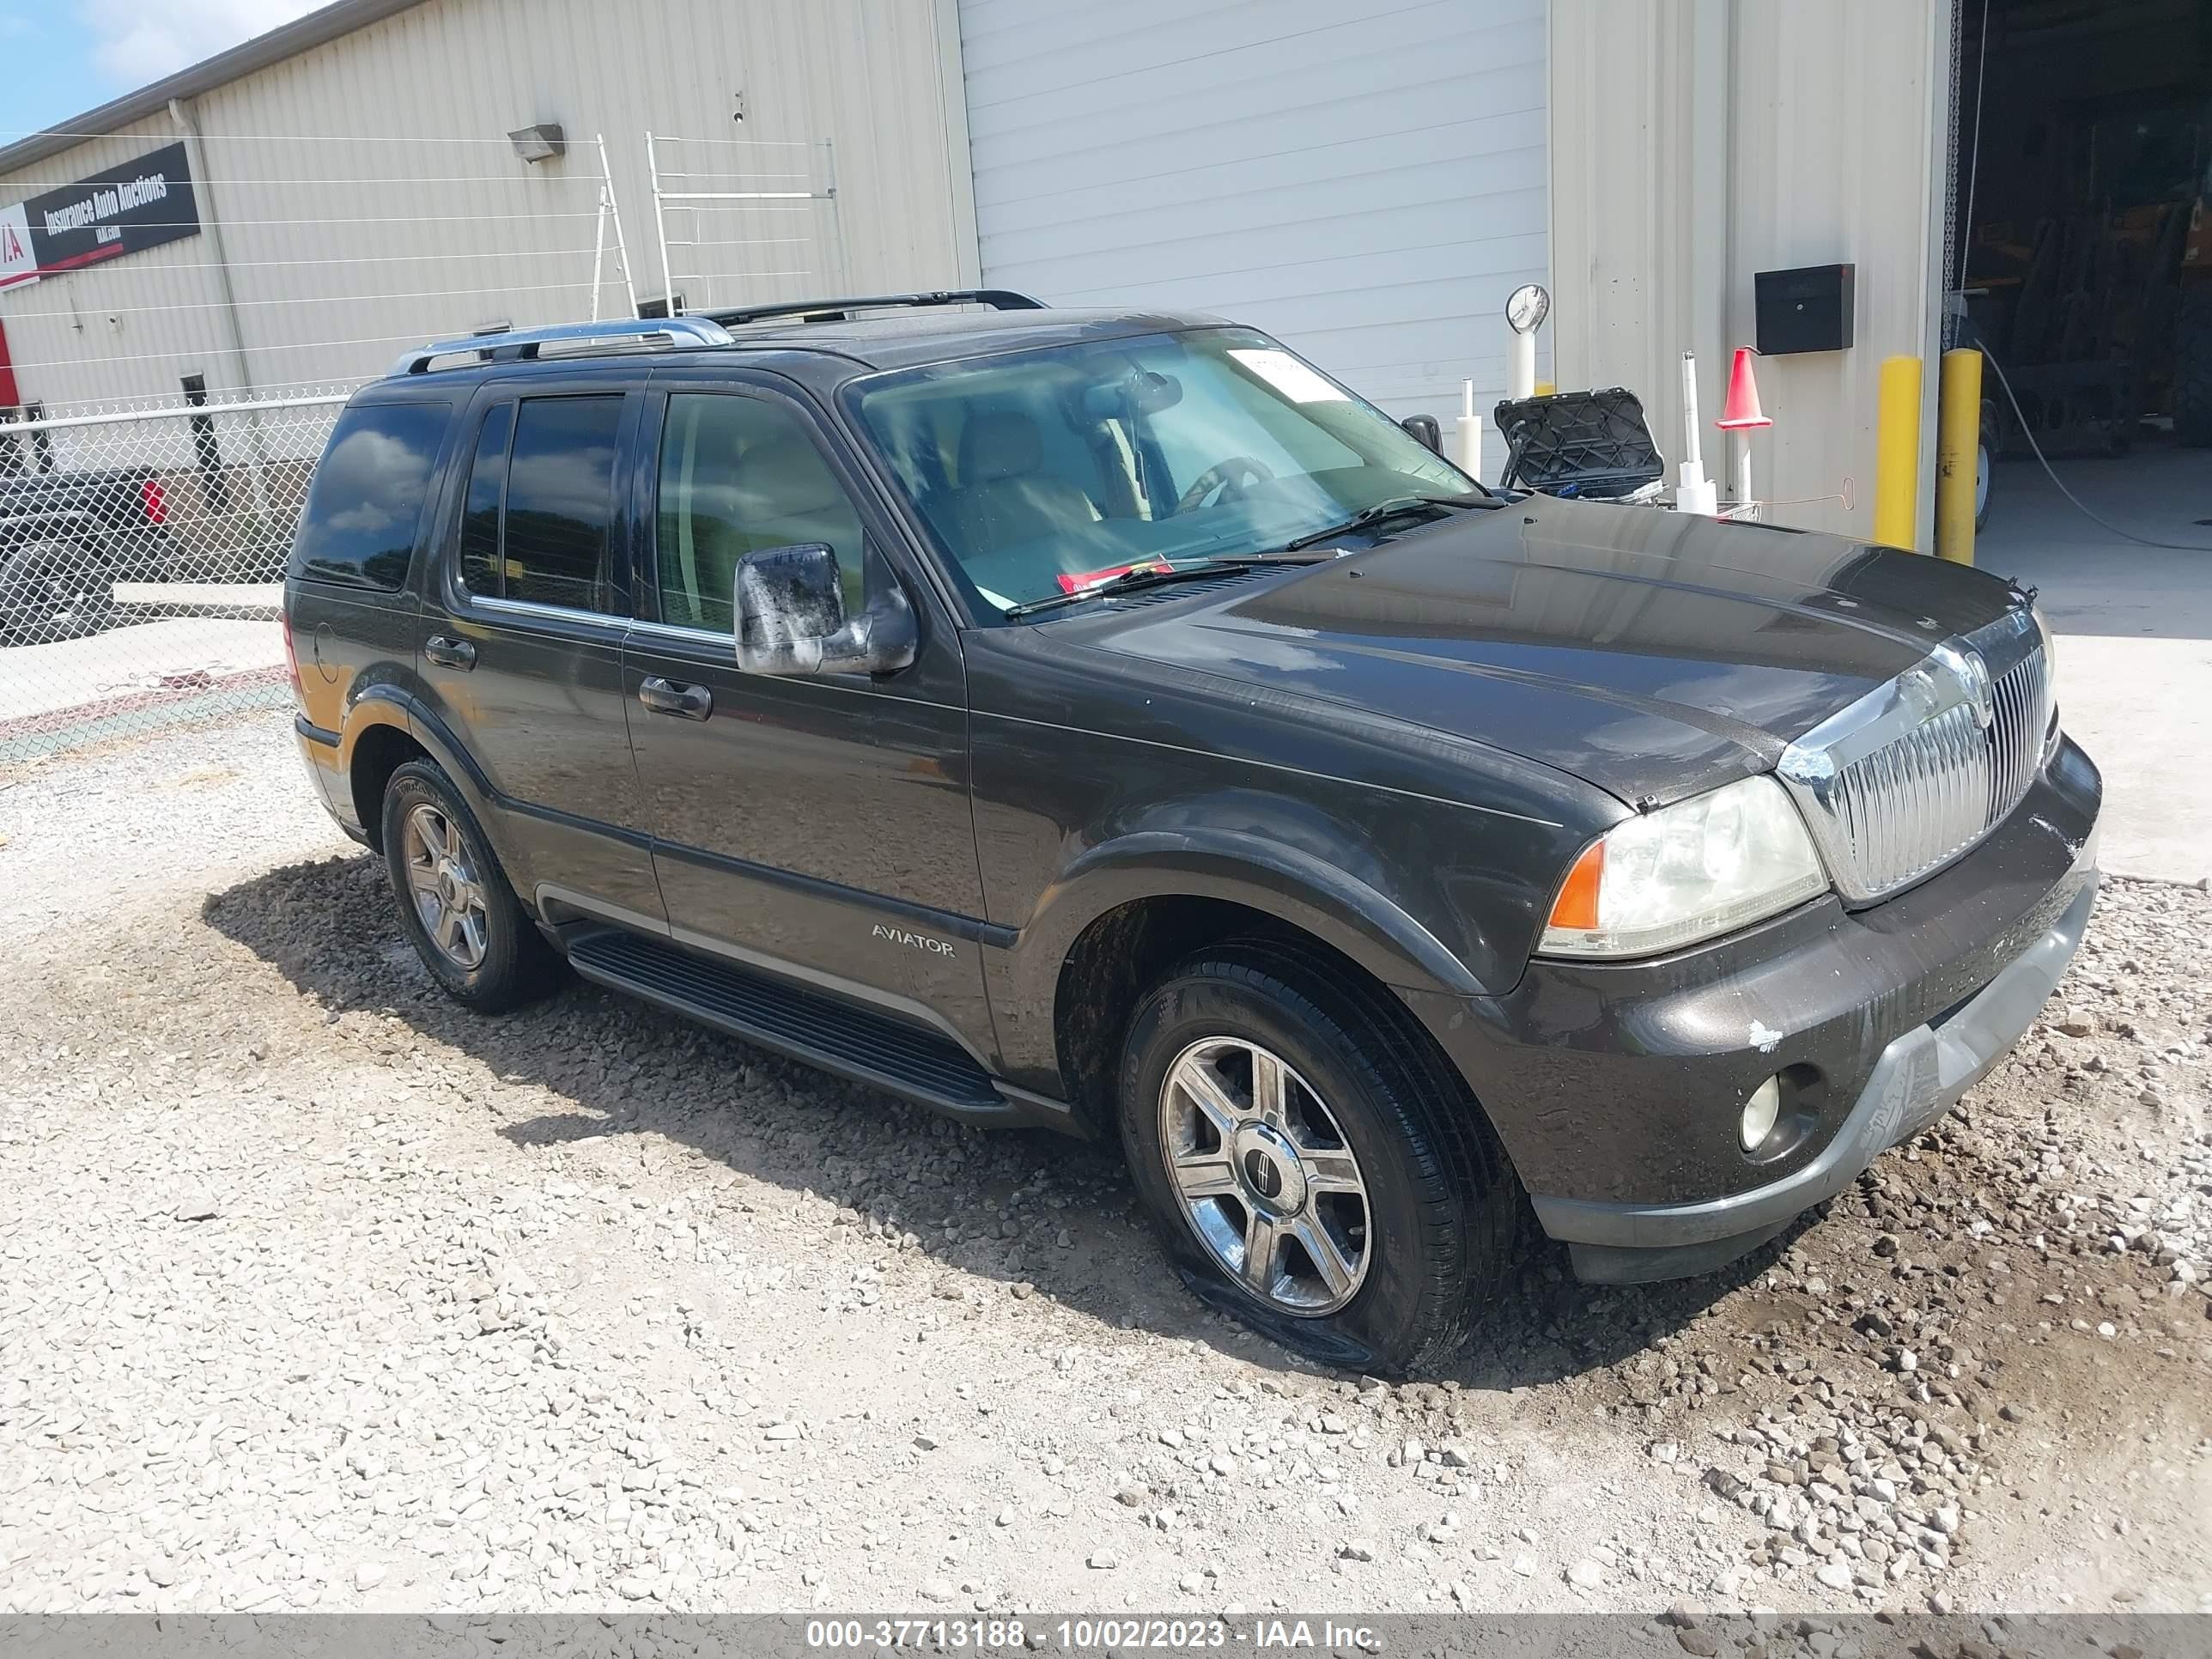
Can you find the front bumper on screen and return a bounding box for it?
[1548,875,2093,1281]
[1401,734,2101,1284]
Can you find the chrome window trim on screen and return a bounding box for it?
[468,593,627,629]
[628,618,732,650]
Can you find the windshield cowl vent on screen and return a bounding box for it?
[1100,568,1261,610]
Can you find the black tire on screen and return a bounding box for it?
[380,759,563,1012]
[1116,943,1521,1375]
[2176,283,2212,450]
[0,539,115,645]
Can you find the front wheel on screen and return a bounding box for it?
[1116,945,1521,1374]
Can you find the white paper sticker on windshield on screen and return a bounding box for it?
[1228,347,1347,404]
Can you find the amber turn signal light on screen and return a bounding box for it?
[1547,840,1605,933]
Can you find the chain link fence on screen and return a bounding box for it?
[0,387,351,763]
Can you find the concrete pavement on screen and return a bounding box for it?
[1976,443,2211,886]
[0,617,285,726]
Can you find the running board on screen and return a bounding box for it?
[565,928,1029,1125]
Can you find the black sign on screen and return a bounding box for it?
[23,141,200,276]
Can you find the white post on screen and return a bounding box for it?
[1732,430,1754,519]
[1507,331,1536,402]
[816,138,850,295]
[590,186,608,323]
[1680,352,1704,474]
[598,134,639,319]
[1675,350,1717,515]
[646,130,675,312]
[1454,378,1484,483]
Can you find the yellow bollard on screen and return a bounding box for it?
[1534,380,1557,398]
[1935,348,1983,565]
[1874,356,1924,550]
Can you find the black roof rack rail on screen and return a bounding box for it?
[393,316,735,375]
[702,289,1047,328]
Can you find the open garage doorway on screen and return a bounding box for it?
[1950,0,2211,517]
[1950,0,2212,885]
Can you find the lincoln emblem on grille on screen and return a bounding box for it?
[1960,649,1995,730]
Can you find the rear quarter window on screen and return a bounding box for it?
[291,402,452,590]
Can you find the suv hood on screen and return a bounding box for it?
[1074,495,2031,808]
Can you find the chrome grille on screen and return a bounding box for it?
[1779,609,2054,903]
[1987,641,2050,818]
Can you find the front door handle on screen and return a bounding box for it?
[638,676,713,720]
[424,635,477,670]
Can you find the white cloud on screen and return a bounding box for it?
[82,0,322,88]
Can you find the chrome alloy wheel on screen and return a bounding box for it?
[401,802,489,970]
[1157,1036,1371,1315]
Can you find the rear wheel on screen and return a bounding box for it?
[0,540,114,645]
[380,759,562,1012]
[1116,945,1521,1375]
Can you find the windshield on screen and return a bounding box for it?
[849,327,1479,615]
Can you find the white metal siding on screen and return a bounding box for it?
[0,0,968,410]
[1549,0,1951,543]
[956,0,1549,427]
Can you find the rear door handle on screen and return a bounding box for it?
[424,635,477,670]
[638,676,713,720]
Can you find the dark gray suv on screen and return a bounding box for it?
[282,292,2100,1373]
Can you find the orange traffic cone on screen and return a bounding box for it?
[1716,347,1772,430]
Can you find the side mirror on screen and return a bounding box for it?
[732,542,917,678]
[1400,413,1443,453]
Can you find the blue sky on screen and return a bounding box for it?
[1,2,319,140]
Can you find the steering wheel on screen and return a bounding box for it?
[1173,455,1274,515]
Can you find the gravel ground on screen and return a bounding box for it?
[1,712,2207,1620]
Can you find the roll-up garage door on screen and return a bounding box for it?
[954,0,1548,425]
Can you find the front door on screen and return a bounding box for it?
[416,380,663,928]
[620,376,993,1059]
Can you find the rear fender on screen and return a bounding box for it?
[340,686,507,858]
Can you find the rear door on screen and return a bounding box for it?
[416,375,664,928]
[618,369,993,1056]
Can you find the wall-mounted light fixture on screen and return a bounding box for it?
[507,124,566,163]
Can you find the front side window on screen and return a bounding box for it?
[292,401,450,590]
[456,394,623,612]
[850,327,1474,613]
[654,393,865,632]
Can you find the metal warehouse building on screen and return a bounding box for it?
[0,0,969,410]
[2,0,2206,548]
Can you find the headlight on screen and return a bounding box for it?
[1540,775,1829,958]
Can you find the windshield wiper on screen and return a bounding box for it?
[1281,492,1486,551]
[1002,554,1332,619]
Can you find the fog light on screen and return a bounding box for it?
[1741,1075,1783,1151]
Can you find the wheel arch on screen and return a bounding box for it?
[1010,830,1498,1137]
[338,686,498,856]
